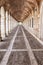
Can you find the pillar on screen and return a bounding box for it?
[10,16,14,31]
[1,6,5,40]
[31,11,34,28]
[6,11,9,36]
[0,8,2,41]
[9,14,11,33]
[40,1,43,39]
[4,10,6,36]
[33,7,40,37]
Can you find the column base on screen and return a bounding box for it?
[0,37,2,41]
[6,32,9,37]
[5,33,8,37]
[5,34,8,37]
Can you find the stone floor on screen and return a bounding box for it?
[0,25,43,65]
[7,51,31,65]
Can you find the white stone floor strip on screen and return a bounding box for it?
[0,49,43,52]
[16,36,24,37]
[32,49,43,51]
[0,49,28,52]
[12,49,28,51]
[0,49,7,52]
[0,26,19,65]
[22,27,38,65]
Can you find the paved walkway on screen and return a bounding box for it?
[0,25,43,65]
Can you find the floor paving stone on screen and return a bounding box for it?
[7,51,31,65]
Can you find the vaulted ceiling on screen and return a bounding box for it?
[0,0,42,22]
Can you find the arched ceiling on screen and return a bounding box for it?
[0,0,42,22]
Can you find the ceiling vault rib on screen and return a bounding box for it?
[0,0,41,22]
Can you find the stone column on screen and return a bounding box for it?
[40,1,43,39]
[31,17,33,28]
[0,8,2,41]
[6,11,9,36]
[1,6,5,40]
[33,7,40,37]
[9,14,11,33]
[10,16,12,31]
[31,11,34,28]
[10,16,14,31]
[4,10,6,36]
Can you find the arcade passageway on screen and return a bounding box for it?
[0,0,43,65]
